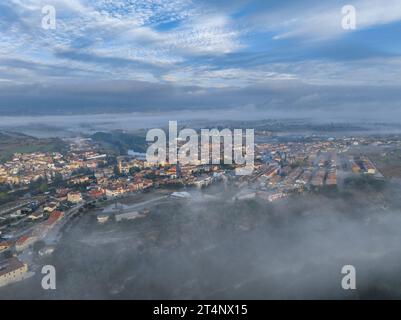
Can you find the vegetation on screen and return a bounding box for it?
[91,130,147,155]
[0,191,14,205]
[344,175,386,191]
[29,177,49,195]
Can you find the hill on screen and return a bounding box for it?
[0,131,67,162]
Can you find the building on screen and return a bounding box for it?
[0,241,12,252]
[171,191,192,199]
[55,188,70,201]
[28,211,44,220]
[97,214,110,223]
[194,176,213,188]
[233,192,256,201]
[15,234,38,251]
[311,169,326,187]
[43,202,59,213]
[268,192,287,202]
[349,157,361,173]
[88,189,105,199]
[263,165,279,179]
[326,169,337,186]
[115,211,141,222]
[105,186,127,198]
[362,157,377,174]
[45,211,64,227]
[297,170,312,185]
[0,257,29,287]
[67,191,82,203]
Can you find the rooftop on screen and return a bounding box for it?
[0,257,26,277]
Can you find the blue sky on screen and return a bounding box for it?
[1,0,401,117]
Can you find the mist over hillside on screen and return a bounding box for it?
[3,179,401,299]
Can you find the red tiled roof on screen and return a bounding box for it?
[16,235,31,246]
[46,211,64,226]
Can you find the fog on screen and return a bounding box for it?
[2,179,401,299]
[2,108,401,138]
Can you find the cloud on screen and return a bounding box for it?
[252,0,401,41]
[0,0,400,117]
[0,0,244,84]
[1,77,401,124]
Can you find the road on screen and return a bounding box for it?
[101,195,168,215]
[43,202,86,245]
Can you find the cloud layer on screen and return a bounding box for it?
[1,0,401,117]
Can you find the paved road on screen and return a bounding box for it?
[102,195,168,215]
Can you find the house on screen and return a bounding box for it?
[55,188,70,201]
[38,246,55,257]
[143,179,153,189]
[115,211,141,222]
[171,191,192,199]
[97,214,110,223]
[0,241,12,252]
[67,191,82,203]
[0,257,29,287]
[88,189,105,199]
[233,192,256,201]
[129,182,143,192]
[46,211,64,227]
[43,202,59,213]
[15,234,38,251]
[194,176,212,188]
[28,211,44,220]
[105,187,127,198]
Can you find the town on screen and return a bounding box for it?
[0,131,398,288]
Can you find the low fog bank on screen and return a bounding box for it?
[2,108,401,138]
[3,181,401,299]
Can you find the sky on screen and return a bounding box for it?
[1,0,401,117]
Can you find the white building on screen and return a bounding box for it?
[67,192,82,203]
[171,191,192,199]
[115,211,141,222]
[97,214,110,223]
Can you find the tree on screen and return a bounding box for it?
[0,191,12,205]
[39,182,49,193]
[53,172,65,187]
[113,165,121,177]
[129,166,141,175]
[33,240,46,252]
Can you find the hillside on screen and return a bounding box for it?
[91,130,147,155]
[0,131,67,162]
